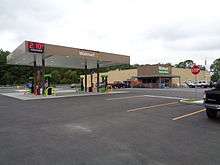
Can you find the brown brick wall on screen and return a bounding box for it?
[137,65,158,76]
[137,64,172,76]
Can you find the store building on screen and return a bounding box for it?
[136,64,179,88]
[82,64,211,88]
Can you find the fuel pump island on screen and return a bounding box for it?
[7,41,130,96]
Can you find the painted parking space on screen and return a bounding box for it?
[127,101,179,112]
[104,90,208,123]
[0,88,219,165]
[106,89,207,121]
[172,109,206,121]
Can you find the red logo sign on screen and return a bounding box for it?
[191,65,200,75]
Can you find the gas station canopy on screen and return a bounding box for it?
[7,41,130,69]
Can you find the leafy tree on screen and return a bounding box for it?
[1,72,13,84]
[0,49,34,85]
[185,60,194,68]
[210,58,220,82]
[50,70,61,84]
[0,49,10,64]
[175,60,194,68]
[175,60,206,70]
[63,70,79,84]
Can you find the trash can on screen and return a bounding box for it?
[88,87,93,92]
[48,87,52,95]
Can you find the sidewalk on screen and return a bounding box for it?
[0,90,129,100]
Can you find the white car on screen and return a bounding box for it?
[185,81,196,88]
[197,81,209,88]
[185,80,210,88]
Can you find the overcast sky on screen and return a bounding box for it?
[1,0,220,68]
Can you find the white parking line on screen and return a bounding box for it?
[106,95,145,101]
[127,102,178,112]
[106,94,184,101]
[172,109,206,121]
[144,95,184,100]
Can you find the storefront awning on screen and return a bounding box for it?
[136,75,180,78]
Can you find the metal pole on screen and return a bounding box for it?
[42,54,45,95]
[195,75,197,99]
[97,60,100,92]
[90,72,93,92]
[159,77,161,88]
[84,60,87,92]
[33,54,37,93]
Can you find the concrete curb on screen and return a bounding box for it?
[0,91,130,101]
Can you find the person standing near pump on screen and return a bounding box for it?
[45,80,49,89]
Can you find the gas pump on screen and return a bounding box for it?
[27,77,35,94]
[101,75,108,89]
[43,74,53,96]
[100,75,108,92]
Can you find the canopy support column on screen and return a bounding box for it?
[42,54,45,95]
[97,60,100,92]
[33,54,37,94]
[84,60,87,92]
[90,72,93,92]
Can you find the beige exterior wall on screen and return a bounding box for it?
[172,67,211,86]
[107,69,138,83]
[81,69,137,87]
[81,67,211,88]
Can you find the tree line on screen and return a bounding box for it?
[0,49,219,85]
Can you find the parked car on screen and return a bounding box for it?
[185,80,210,88]
[210,81,217,88]
[111,81,126,89]
[204,80,220,119]
[185,81,196,88]
[123,81,131,88]
[70,83,81,88]
[197,81,209,88]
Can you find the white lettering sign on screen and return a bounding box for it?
[79,51,95,57]
[159,66,169,74]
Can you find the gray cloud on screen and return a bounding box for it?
[1,0,220,66]
[163,36,220,51]
[0,0,64,41]
[145,24,191,41]
[143,20,220,51]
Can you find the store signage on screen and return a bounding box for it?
[28,41,45,53]
[159,66,169,74]
[79,51,95,57]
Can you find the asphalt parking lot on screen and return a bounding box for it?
[0,88,220,165]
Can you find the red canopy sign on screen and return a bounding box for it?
[191,65,200,75]
[28,41,45,53]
